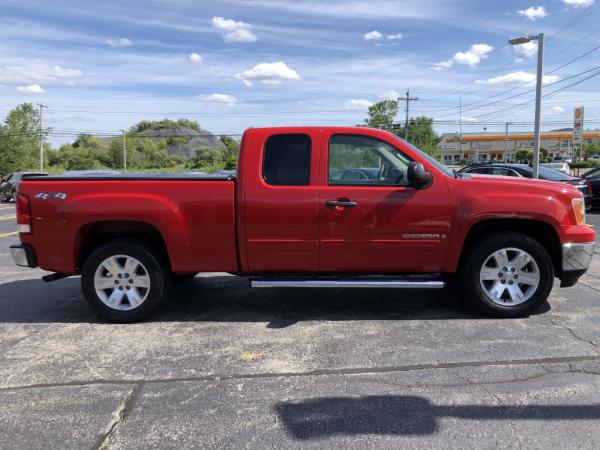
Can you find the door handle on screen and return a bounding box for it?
[326,199,358,207]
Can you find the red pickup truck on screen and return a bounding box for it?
[11,127,596,322]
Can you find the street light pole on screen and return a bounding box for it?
[504,122,513,162]
[509,33,544,178]
[532,33,544,179]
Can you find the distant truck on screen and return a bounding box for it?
[11,127,596,322]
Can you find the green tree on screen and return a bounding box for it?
[516,149,533,163]
[399,116,441,158]
[365,100,398,128]
[187,147,226,172]
[220,135,240,170]
[0,103,46,175]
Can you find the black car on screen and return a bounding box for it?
[583,167,600,207]
[0,172,47,202]
[458,163,593,210]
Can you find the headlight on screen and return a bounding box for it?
[572,197,586,225]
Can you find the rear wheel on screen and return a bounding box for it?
[461,232,553,317]
[0,191,9,202]
[81,241,171,322]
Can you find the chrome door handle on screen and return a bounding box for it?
[326,200,358,207]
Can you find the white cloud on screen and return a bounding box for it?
[105,38,132,47]
[386,33,403,40]
[552,106,565,113]
[364,30,383,41]
[517,6,548,20]
[378,90,401,100]
[482,71,559,85]
[0,64,83,83]
[344,99,373,110]
[189,53,202,63]
[513,41,538,57]
[235,61,300,86]
[16,84,45,93]
[199,93,237,106]
[514,57,524,63]
[434,43,493,70]
[460,116,478,123]
[212,17,257,43]
[563,0,594,7]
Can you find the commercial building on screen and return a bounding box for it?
[439,130,600,164]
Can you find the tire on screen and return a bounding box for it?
[173,272,198,282]
[81,240,171,322]
[460,231,553,318]
[0,192,9,203]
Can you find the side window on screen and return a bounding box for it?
[491,168,513,176]
[263,134,311,186]
[468,167,490,174]
[328,135,411,186]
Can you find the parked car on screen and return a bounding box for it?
[541,162,570,175]
[458,163,593,210]
[11,127,595,322]
[588,155,600,162]
[0,172,46,202]
[553,156,573,164]
[583,167,600,207]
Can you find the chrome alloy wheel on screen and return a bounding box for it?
[479,247,540,306]
[94,255,151,310]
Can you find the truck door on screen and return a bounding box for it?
[318,130,451,273]
[242,129,320,272]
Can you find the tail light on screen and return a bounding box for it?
[588,182,593,195]
[16,193,32,234]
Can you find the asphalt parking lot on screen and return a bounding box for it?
[1,202,599,449]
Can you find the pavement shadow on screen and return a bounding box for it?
[0,275,550,325]
[275,395,600,438]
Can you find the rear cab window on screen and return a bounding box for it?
[263,134,311,186]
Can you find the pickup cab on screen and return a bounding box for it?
[11,127,596,322]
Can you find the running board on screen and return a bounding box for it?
[250,279,445,289]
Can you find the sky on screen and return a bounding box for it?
[1,0,599,143]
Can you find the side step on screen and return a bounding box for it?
[250,279,445,289]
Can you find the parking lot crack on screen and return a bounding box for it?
[93,383,143,450]
[550,319,599,354]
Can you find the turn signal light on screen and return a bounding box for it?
[571,197,586,226]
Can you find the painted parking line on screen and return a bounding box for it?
[0,206,15,211]
[0,231,18,238]
[0,215,16,221]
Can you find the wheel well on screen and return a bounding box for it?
[76,221,171,271]
[459,219,562,277]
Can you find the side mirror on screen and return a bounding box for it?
[407,162,431,187]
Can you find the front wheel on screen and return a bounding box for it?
[461,232,554,318]
[81,241,171,322]
[0,191,9,203]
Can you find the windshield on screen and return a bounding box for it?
[392,135,455,178]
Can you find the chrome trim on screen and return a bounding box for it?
[562,242,595,272]
[10,247,29,267]
[251,280,445,289]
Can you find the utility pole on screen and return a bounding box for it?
[37,103,47,172]
[403,90,418,141]
[120,129,127,171]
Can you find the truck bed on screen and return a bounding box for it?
[18,176,239,274]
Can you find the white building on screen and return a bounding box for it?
[439,130,600,164]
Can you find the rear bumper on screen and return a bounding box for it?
[10,244,37,268]
[560,242,595,287]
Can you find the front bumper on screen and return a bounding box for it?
[10,244,37,268]
[560,242,595,287]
